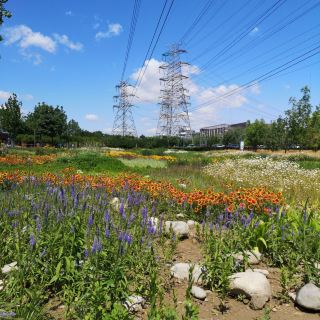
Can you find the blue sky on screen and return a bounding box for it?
[1,0,319,135]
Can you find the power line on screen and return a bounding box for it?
[184,0,230,47]
[121,0,142,81]
[188,44,320,114]
[199,23,320,82]
[197,0,320,77]
[179,0,216,45]
[200,0,287,72]
[134,0,176,94]
[133,0,170,90]
[196,31,320,90]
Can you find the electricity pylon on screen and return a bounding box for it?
[112,81,137,137]
[157,44,192,138]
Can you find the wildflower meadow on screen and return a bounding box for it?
[0,148,319,319]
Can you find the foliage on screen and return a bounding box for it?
[0,180,167,318]
[56,152,126,173]
[201,206,320,297]
[0,93,23,142]
[0,0,11,41]
[245,119,269,149]
[284,86,312,147]
[26,103,67,143]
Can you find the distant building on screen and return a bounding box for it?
[200,122,247,137]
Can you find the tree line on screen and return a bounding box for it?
[0,95,182,148]
[195,86,320,150]
[0,86,319,150]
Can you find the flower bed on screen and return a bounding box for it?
[0,155,56,165]
[0,171,283,214]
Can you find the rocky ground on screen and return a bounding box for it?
[18,220,320,319]
[135,221,320,320]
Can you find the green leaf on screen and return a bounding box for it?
[258,237,267,249]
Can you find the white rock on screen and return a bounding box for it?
[1,262,18,274]
[191,286,206,300]
[170,263,203,284]
[148,217,159,229]
[165,221,189,238]
[176,213,185,218]
[296,283,320,311]
[179,183,187,189]
[0,280,3,291]
[187,220,196,227]
[124,295,145,312]
[246,268,270,278]
[233,250,262,265]
[288,291,297,302]
[110,197,120,210]
[229,271,271,310]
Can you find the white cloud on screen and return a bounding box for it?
[95,23,123,40]
[93,15,102,30]
[53,34,83,51]
[130,58,162,104]
[85,114,99,121]
[0,91,34,103]
[250,27,259,35]
[93,23,100,30]
[284,84,291,89]
[103,127,113,134]
[128,58,261,131]
[3,25,83,64]
[23,94,34,101]
[4,25,56,52]
[250,81,261,95]
[65,10,74,16]
[20,51,42,65]
[145,127,157,135]
[0,91,12,101]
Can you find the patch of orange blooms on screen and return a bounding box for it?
[0,170,283,213]
[0,155,56,165]
[108,150,176,162]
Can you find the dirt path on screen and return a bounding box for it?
[155,233,320,320]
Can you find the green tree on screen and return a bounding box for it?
[222,127,245,145]
[306,106,320,151]
[0,93,23,143]
[266,117,287,150]
[26,102,67,144]
[245,119,269,150]
[285,86,312,147]
[0,0,11,41]
[66,119,81,146]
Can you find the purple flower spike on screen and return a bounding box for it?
[29,234,36,247]
[124,233,132,245]
[87,214,94,227]
[104,211,110,223]
[91,236,102,254]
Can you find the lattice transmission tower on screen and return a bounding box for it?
[157,44,192,137]
[112,81,137,136]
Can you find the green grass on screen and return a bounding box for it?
[119,158,167,168]
[298,160,320,170]
[56,152,127,173]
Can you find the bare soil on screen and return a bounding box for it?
[48,231,320,319]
